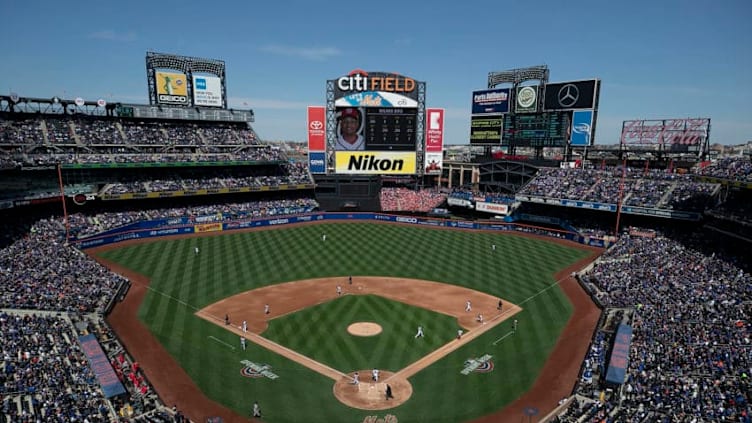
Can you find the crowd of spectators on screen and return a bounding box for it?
[447,187,516,204]
[697,158,752,183]
[379,187,447,212]
[0,216,126,312]
[102,163,312,197]
[557,232,752,422]
[518,167,720,211]
[0,115,267,167]
[0,311,113,421]
[67,197,319,239]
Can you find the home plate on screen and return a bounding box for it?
[358,382,386,401]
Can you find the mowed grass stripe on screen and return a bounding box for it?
[98,222,592,423]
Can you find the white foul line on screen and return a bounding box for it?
[492,330,515,346]
[208,335,236,350]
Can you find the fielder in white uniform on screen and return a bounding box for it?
[415,325,424,338]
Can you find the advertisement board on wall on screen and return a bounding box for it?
[192,75,223,107]
[424,108,444,175]
[471,88,510,115]
[334,151,416,175]
[308,152,326,174]
[543,79,599,111]
[307,106,326,151]
[156,71,189,105]
[515,86,538,113]
[570,110,594,146]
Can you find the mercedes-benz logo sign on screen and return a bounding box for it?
[557,84,580,108]
[309,120,323,130]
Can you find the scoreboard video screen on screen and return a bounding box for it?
[363,108,417,151]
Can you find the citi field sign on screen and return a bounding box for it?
[333,70,420,107]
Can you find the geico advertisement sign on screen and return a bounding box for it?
[335,152,416,175]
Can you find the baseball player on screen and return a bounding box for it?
[477,313,484,324]
[240,336,247,351]
[264,304,270,315]
[337,285,342,296]
[457,329,464,340]
[351,372,359,385]
[322,233,327,242]
[415,325,424,338]
[492,244,496,251]
[224,314,230,325]
[385,384,394,400]
[497,300,503,311]
[348,275,352,285]
[252,401,261,418]
[465,300,472,312]
[242,320,247,333]
[194,246,199,255]
[513,319,518,332]
[372,368,379,382]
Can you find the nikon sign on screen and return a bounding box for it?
[334,152,416,175]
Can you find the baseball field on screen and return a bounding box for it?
[93,222,600,422]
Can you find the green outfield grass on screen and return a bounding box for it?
[98,222,592,423]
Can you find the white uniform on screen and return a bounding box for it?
[252,402,261,417]
[465,300,472,312]
[264,304,270,315]
[415,326,424,338]
[337,285,342,296]
[457,329,464,339]
[242,320,247,333]
[322,234,327,241]
[492,244,496,251]
[194,247,199,255]
[477,314,484,324]
[352,372,359,385]
[240,336,246,350]
[336,133,365,151]
[372,369,379,382]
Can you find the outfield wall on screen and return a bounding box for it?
[74,212,613,250]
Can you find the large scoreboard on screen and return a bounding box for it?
[321,70,426,175]
[470,78,600,148]
[502,112,571,147]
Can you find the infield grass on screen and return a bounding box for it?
[99,222,592,423]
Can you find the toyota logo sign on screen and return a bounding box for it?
[309,120,323,130]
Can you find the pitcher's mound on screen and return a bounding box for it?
[347,322,382,336]
[333,371,412,410]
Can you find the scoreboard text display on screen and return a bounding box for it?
[470,116,503,145]
[364,108,416,151]
[502,112,571,147]
[330,70,422,175]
